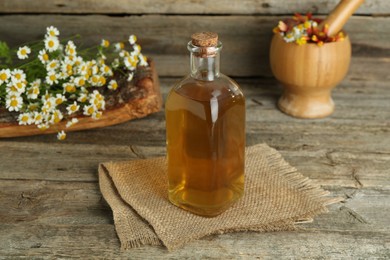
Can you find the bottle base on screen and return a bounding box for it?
[168,188,243,217]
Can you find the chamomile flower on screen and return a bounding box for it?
[45,71,59,85]
[114,42,124,52]
[28,103,39,111]
[89,75,100,86]
[132,44,141,55]
[57,131,66,140]
[63,83,76,93]
[128,35,137,45]
[47,26,60,37]
[18,113,33,125]
[73,76,86,87]
[111,58,120,69]
[47,59,60,71]
[101,39,110,48]
[65,41,77,56]
[98,76,106,86]
[11,69,26,82]
[108,79,118,90]
[54,94,66,105]
[38,49,50,64]
[44,36,60,52]
[124,56,137,71]
[27,85,40,99]
[66,101,80,115]
[50,109,63,124]
[138,54,148,66]
[42,98,55,113]
[11,81,27,94]
[127,72,134,82]
[0,69,11,84]
[66,118,79,128]
[77,93,88,103]
[6,95,23,112]
[92,111,103,120]
[17,46,31,60]
[33,112,44,125]
[119,50,129,58]
[38,123,50,131]
[83,104,96,116]
[101,64,113,76]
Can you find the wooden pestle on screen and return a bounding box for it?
[319,0,365,37]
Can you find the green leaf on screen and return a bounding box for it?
[0,41,12,67]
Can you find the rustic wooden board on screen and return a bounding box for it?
[0,15,388,77]
[1,0,389,15]
[0,62,162,138]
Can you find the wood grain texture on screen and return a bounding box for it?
[0,77,389,258]
[0,15,388,77]
[0,181,389,258]
[0,0,388,15]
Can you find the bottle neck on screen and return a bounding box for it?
[188,41,222,81]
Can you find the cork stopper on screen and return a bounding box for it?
[191,32,218,47]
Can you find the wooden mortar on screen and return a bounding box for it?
[270,34,351,118]
[270,0,364,118]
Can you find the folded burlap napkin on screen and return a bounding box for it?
[98,143,339,251]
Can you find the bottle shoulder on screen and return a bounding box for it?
[169,74,245,102]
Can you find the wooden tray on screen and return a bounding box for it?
[0,61,162,138]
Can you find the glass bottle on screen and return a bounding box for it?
[165,32,245,217]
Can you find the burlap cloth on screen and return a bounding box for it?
[98,143,339,251]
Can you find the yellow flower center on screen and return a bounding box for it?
[0,73,7,81]
[87,107,94,114]
[71,105,77,111]
[35,114,42,121]
[21,49,27,55]
[78,79,85,86]
[43,54,49,61]
[50,74,57,81]
[21,115,29,122]
[50,62,57,68]
[56,98,63,105]
[54,116,61,123]
[48,41,55,48]
[95,112,102,119]
[99,77,106,85]
[15,74,21,80]
[10,99,18,107]
[111,82,118,90]
[65,84,76,93]
[92,76,99,83]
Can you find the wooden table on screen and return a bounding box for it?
[1,76,389,258]
[0,0,389,258]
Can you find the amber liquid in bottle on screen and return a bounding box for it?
[166,33,245,217]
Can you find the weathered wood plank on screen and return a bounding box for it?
[0,180,389,258]
[1,180,389,230]
[0,78,389,186]
[0,0,388,15]
[0,15,388,77]
[0,140,389,188]
[2,223,389,259]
